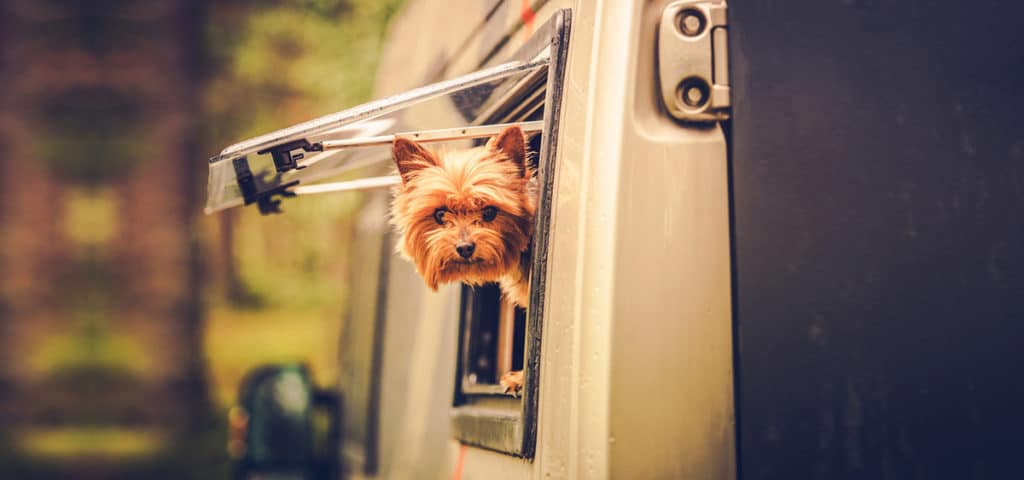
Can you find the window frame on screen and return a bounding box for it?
[449,9,572,458]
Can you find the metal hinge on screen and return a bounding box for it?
[658,0,729,122]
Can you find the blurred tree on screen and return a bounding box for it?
[1,0,404,477]
[1,1,216,476]
[0,0,72,427]
[37,86,149,184]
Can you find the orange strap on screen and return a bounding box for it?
[453,443,468,480]
[520,0,536,38]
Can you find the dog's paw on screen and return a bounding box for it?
[499,370,524,397]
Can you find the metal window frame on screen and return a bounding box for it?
[450,9,571,459]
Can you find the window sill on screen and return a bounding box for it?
[450,402,524,455]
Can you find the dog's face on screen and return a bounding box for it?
[390,126,535,290]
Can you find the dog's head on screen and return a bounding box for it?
[390,126,535,290]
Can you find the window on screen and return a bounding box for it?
[204,7,571,463]
[203,49,550,215]
[450,11,570,457]
[460,284,526,391]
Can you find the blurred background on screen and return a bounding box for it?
[0,0,403,477]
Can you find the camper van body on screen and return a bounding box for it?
[341,1,734,479]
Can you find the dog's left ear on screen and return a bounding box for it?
[487,125,527,177]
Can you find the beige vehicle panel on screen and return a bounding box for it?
[366,1,735,479]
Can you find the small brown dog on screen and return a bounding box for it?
[389,125,535,308]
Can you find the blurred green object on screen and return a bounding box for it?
[230,364,340,480]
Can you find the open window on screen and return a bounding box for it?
[448,12,569,457]
[205,9,571,461]
[203,39,550,215]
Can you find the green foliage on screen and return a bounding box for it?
[26,0,154,54]
[201,0,405,405]
[1,421,232,480]
[202,0,403,307]
[28,255,153,377]
[36,87,151,184]
[30,330,152,378]
[203,0,404,144]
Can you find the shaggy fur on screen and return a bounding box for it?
[389,125,535,307]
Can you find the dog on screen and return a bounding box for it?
[389,125,535,308]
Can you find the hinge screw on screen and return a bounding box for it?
[677,77,710,108]
[685,86,704,105]
[678,9,706,37]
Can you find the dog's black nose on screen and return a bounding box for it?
[456,242,476,259]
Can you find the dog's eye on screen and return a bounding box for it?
[481,206,498,222]
[433,207,448,225]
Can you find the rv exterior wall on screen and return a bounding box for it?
[536,1,735,479]
[362,0,736,478]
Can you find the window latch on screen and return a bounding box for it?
[232,157,298,215]
[258,139,322,174]
[658,0,729,122]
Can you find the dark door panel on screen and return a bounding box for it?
[730,2,1024,479]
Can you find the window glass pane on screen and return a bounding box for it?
[205,55,549,213]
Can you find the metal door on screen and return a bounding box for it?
[730,2,1024,478]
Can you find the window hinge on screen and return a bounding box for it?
[658,0,730,122]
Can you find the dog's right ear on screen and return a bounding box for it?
[393,137,437,184]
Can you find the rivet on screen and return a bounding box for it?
[678,9,706,37]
